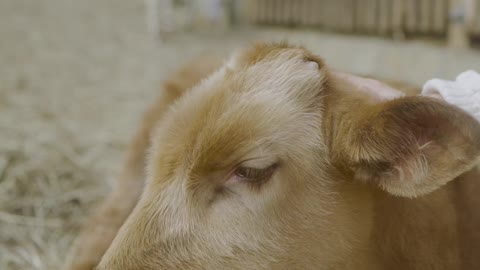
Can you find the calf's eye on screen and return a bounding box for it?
[234,164,277,183]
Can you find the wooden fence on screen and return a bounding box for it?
[246,0,480,46]
[474,0,480,34]
[144,0,480,47]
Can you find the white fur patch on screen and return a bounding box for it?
[306,61,319,70]
[226,52,239,69]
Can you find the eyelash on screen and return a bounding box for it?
[234,164,277,184]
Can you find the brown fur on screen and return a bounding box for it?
[65,54,223,270]
[66,43,480,270]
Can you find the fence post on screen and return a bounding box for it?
[448,0,470,48]
[392,0,405,39]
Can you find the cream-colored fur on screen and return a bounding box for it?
[67,43,480,270]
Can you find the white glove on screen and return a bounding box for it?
[422,70,480,121]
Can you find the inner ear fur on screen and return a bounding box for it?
[324,79,480,198]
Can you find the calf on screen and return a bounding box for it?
[67,43,480,270]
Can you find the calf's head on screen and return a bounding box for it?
[98,43,480,269]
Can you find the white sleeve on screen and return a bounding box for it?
[422,70,480,121]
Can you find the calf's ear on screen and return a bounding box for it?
[330,95,480,198]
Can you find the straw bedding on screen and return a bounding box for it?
[0,1,229,269]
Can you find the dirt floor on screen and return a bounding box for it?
[1,1,480,269]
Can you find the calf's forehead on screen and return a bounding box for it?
[151,59,325,182]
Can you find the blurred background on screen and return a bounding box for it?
[0,0,479,269]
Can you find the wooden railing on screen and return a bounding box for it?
[144,0,480,47]
[246,0,479,47]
